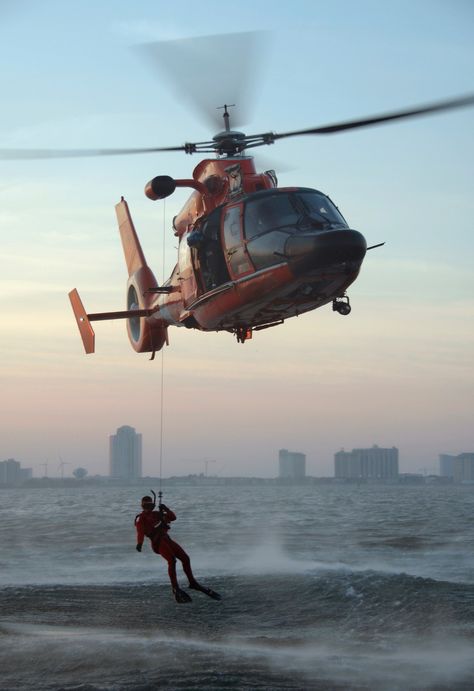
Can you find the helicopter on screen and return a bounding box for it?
[70,101,370,353]
[66,92,473,355]
[2,34,473,356]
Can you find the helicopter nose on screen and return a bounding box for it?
[285,228,367,273]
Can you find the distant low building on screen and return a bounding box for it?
[334,445,399,480]
[20,467,33,482]
[398,472,424,485]
[278,449,306,479]
[109,425,142,480]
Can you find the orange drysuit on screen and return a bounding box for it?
[135,505,197,590]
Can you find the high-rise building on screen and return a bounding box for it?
[278,449,306,479]
[439,454,456,477]
[0,458,22,486]
[453,453,474,483]
[334,445,398,480]
[109,425,142,479]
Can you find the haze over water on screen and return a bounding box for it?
[1,483,473,689]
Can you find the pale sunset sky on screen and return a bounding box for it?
[0,0,473,477]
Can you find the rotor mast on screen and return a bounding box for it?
[217,104,235,133]
[212,104,249,156]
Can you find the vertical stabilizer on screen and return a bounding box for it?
[115,197,147,277]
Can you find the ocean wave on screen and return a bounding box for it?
[2,611,474,691]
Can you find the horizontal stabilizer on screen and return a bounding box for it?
[69,289,155,354]
[69,289,95,354]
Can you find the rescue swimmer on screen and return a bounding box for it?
[135,493,221,603]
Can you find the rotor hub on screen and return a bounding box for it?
[212,129,247,156]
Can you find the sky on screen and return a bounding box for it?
[0,0,473,478]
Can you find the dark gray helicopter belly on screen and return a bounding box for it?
[228,229,366,328]
[209,266,362,331]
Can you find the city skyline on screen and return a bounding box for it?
[4,440,473,480]
[0,2,473,478]
[3,451,473,483]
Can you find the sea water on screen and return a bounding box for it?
[0,483,473,690]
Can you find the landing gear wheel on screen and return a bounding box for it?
[235,326,252,343]
[332,296,351,316]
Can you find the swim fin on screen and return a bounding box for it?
[189,583,221,600]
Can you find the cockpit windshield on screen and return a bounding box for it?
[244,189,347,239]
[244,194,299,238]
[296,190,347,228]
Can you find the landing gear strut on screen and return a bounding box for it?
[332,295,351,316]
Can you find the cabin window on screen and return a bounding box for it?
[178,233,193,274]
[223,205,242,247]
[223,204,253,278]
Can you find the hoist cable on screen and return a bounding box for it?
[158,198,166,501]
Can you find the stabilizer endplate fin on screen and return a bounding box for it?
[69,289,95,354]
[115,197,147,276]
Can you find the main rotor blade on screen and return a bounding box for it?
[270,94,474,140]
[0,145,187,160]
[135,31,267,130]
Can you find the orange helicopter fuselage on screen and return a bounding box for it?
[70,155,367,354]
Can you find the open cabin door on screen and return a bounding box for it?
[222,204,254,280]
